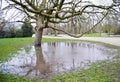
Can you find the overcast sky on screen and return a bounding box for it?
[90,0,113,6]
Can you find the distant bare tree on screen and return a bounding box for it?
[0,0,7,37]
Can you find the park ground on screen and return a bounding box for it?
[0,35,120,82]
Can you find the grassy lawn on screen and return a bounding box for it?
[0,37,120,82]
[0,37,34,61]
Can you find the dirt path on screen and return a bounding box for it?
[43,35,120,47]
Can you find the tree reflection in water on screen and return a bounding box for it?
[25,46,52,77]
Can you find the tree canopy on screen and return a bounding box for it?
[4,0,119,32]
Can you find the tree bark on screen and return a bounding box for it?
[34,16,44,46]
[34,29,43,46]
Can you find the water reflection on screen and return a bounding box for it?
[0,42,119,78]
[26,46,52,77]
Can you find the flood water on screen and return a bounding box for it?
[0,42,119,78]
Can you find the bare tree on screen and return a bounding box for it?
[4,0,120,46]
[0,0,7,37]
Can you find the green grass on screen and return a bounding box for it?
[0,37,120,82]
[0,72,45,82]
[0,37,34,61]
[42,38,74,42]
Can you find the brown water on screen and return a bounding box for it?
[0,42,119,78]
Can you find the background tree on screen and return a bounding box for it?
[21,19,33,37]
[0,18,6,38]
[0,4,6,38]
[15,29,23,37]
[4,0,120,46]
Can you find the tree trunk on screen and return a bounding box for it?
[34,29,43,46]
[34,16,44,46]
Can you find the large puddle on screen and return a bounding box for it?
[0,42,119,78]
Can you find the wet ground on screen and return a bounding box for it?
[0,42,119,79]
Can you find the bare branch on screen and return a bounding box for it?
[16,20,36,24]
[15,6,36,19]
[25,0,38,10]
[10,0,40,14]
[48,11,108,38]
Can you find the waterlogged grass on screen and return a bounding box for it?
[0,56,120,82]
[0,37,120,82]
[52,58,120,82]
